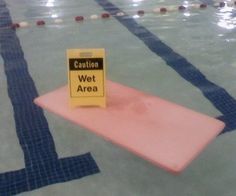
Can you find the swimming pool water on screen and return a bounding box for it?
[0,0,236,195]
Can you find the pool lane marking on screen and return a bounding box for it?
[201,0,236,134]
[0,1,99,195]
[95,0,236,133]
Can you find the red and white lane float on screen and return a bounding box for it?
[8,1,236,30]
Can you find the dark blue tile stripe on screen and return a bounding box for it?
[95,0,236,133]
[0,1,99,195]
[0,154,98,196]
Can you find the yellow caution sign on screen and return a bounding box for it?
[67,49,106,107]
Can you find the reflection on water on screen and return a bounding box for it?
[217,3,236,30]
[46,0,55,7]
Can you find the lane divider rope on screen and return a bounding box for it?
[1,1,235,30]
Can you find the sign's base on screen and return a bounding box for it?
[69,96,106,108]
[34,80,224,173]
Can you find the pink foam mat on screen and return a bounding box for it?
[34,80,225,173]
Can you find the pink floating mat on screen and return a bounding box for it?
[34,80,225,173]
